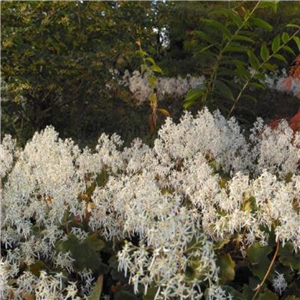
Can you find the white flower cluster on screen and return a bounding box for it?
[1,108,300,299]
[121,70,205,103]
[272,272,287,295]
[0,134,18,179]
[120,69,300,104]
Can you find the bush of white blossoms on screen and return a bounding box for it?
[1,108,300,300]
[120,69,300,104]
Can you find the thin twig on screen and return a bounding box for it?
[251,240,280,300]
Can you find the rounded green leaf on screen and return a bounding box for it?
[217,253,236,284]
[247,243,273,280]
[279,243,300,270]
[257,288,279,300]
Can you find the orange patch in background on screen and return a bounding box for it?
[281,77,293,91]
[289,111,300,132]
[289,54,300,80]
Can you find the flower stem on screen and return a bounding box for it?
[251,240,280,300]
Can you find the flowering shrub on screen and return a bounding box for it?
[1,108,300,299]
[121,70,205,104]
[121,69,300,105]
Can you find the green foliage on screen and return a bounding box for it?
[115,290,138,300]
[217,253,236,284]
[247,243,273,281]
[56,234,106,273]
[279,243,300,270]
[1,1,159,146]
[143,282,158,300]
[257,289,279,300]
[183,1,300,118]
[136,42,169,135]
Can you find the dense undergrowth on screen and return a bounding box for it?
[1,109,300,300]
[1,1,300,299]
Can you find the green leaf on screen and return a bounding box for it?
[243,284,255,300]
[251,17,273,31]
[254,73,267,81]
[186,256,209,281]
[258,1,278,12]
[194,30,216,45]
[88,275,103,300]
[145,57,155,65]
[136,50,147,58]
[217,67,238,77]
[210,8,242,27]
[150,64,163,74]
[262,63,277,71]
[141,64,148,74]
[56,234,105,272]
[237,65,251,80]
[273,54,287,64]
[28,261,47,277]
[184,86,206,108]
[204,19,232,39]
[213,237,231,250]
[249,82,265,90]
[217,253,236,284]
[241,94,258,104]
[224,44,248,53]
[143,282,158,300]
[214,80,234,101]
[248,50,260,71]
[115,290,138,300]
[257,288,278,300]
[247,243,273,280]
[282,45,295,55]
[260,45,269,62]
[279,243,300,270]
[196,44,215,54]
[148,75,157,88]
[85,235,106,252]
[285,297,300,300]
[281,32,290,43]
[286,23,300,29]
[272,35,281,53]
[232,35,254,43]
[242,277,261,300]
[293,36,300,52]
[157,108,170,117]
